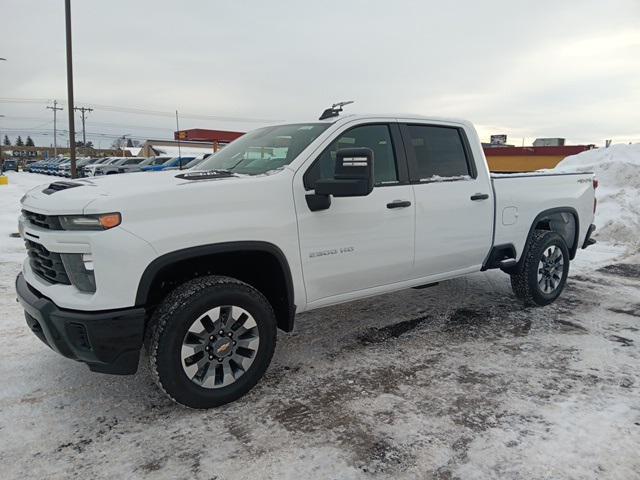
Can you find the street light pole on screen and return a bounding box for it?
[64,0,77,178]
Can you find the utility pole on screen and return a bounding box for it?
[65,0,77,178]
[0,115,4,165]
[46,100,63,157]
[120,134,131,157]
[73,106,93,150]
[176,110,183,169]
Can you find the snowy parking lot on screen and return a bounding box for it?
[1,161,639,479]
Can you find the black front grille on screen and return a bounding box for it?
[25,240,70,285]
[22,210,63,230]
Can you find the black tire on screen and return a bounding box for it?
[510,230,570,306]
[147,275,277,409]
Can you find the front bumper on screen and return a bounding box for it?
[16,273,146,375]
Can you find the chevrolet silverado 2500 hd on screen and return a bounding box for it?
[16,112,597,408]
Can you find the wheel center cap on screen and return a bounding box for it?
[212,338,233,357]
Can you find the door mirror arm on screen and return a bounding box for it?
[305,193,332,212]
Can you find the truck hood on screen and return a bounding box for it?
[20,170,246,215]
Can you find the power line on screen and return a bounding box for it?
[0,97,280,123]
[2,127,147,140]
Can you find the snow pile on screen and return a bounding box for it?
[554,143,640,246]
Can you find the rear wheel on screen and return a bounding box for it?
[510,230,570,306]
[147,275,277,408]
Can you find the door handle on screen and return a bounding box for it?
[470,193,489,201]
[387,200,412,209]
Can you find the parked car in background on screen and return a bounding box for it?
[26,160,42,173]
[2,159,19,172]
[24,160,38,172]
[83,157,119,177]
[54,160,71,176]
[180,154,211,170]
[127,156,171,173]
[141,156,195,172]
[45,158,68,176]
[28,159,50,174]
[95,157,146,175]
[61,158,100,178]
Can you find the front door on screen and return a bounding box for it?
[294,122,415,305]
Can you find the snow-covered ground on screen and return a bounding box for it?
[0,162,639,479]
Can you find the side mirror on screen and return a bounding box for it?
[314,148,374,197]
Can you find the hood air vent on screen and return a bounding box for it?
[43,181,82,195]
[175,170,236,181]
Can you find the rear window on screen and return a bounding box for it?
[406,125,472,180]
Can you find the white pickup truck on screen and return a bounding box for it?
[16,110,597,408]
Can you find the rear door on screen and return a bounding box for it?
[294,122,415,305]
[400,122,493,276]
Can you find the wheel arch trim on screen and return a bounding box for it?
[521,207,580,263]
[135,241,296,331]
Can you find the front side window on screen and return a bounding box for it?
[406,125,471,180]
[197,123,330,175]
[304,124,398,189]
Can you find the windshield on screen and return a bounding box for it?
[196,123,330,175]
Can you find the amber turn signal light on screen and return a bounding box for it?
[99,213,122,229]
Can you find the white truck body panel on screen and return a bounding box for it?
[492,173,595,260]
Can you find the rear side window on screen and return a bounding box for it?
[406,125,472,180]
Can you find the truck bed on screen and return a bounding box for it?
[490,171,595,262]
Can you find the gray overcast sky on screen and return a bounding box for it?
[1,0,639,148]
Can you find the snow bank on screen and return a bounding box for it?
[554,143,640,247]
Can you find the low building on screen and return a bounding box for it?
[138,139,219,158]
[175,129,244,144]
[484,145,595,172]
[0,146,119,162]
[533,138,566,147]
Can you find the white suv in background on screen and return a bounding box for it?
[83,157,118,177]
[95,157,146,175]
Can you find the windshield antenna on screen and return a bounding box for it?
[319,100,354,120]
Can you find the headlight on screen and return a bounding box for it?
[58,213,121,231]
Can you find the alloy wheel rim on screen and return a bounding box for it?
[180,306,260,389]
[537,245,564,294]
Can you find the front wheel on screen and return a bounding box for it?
[510,230,570,306]
[147,275,277,408]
